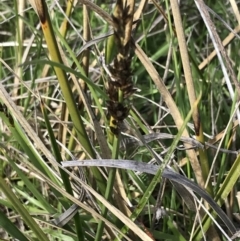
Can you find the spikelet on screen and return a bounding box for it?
[106,0,136,135]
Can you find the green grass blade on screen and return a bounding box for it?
[40,100,85,240]
[35,0,95,158]
[0,176,50,241]
[0,209,30,241]
[2,150,55,214]
[193,154,240,240]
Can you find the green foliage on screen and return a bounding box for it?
[0,1,239,240]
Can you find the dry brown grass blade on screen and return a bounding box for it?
[151,0,171,26]
[169,2,220,238]
[80,0,116,27]
[75,4,90,110]
[114,171,132,217]
[229,0,240,26]
[133,0,148,22]
[82,5,90,76]
[169,0,213,197]
[13,0,25,97]
[195,0,240,98]
[59,0,75,38]
[133,42,205,187]
[170,0,200,134]
[198,25,240,70]
[30,0,45,22]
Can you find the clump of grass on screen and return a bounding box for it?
[0,1,239,241]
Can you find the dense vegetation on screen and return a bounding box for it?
[0,0,240,240]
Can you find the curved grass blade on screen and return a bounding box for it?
[62,94,237,237]
[62,159,237,235]
[24,160,150,241]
